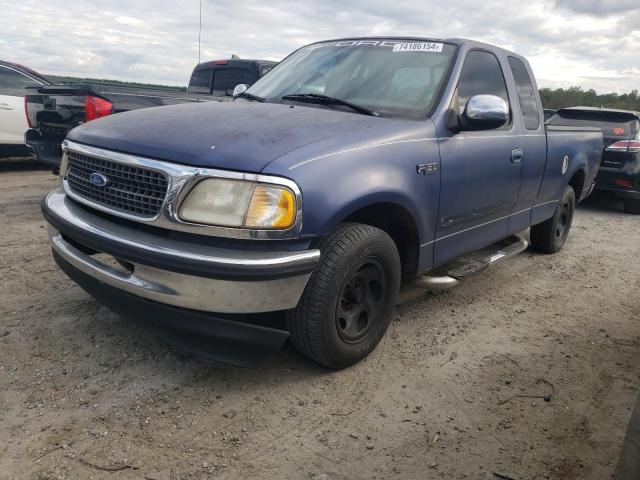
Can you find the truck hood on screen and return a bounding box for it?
[67,100,387,173]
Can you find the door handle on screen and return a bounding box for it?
[511,148,523,164]
[0,102,15,111]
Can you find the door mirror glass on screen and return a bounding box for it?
[461,94,509,130]
[232,83,247,98]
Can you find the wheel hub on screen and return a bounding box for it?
[555,200,572,240]
[336,259,386,343]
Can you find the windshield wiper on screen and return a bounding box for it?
[281,93,379,116]
[236,92,265,102]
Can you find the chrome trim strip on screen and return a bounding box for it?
[433,200,559,243]
[50,228,312,313]
[533,199,560,208]
[435,213,510,242]
[435,206,534,243]
[45,189,320,271]
[423,206,533,247]
[61,140,303,240]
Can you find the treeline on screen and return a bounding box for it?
[540,87,640,111]
[40,75,640,111]
[45,75,187,92]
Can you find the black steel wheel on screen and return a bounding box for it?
[554,196,573,242]
[287,223,401,369]
[530,185,576,254]
[336,259,387,344]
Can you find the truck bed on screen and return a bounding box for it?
[533,125,602,223]
[24,83,227,166]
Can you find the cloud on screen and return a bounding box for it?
[0,0,637,93]
[554,0,639,15]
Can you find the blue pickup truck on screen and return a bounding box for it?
[42,38,603,368]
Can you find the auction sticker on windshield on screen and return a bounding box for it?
[393,42,444,53]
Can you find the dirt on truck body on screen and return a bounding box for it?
[1,156,640,479]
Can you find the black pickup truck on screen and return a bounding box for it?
[25,58,276,167]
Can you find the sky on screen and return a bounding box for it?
[0,0,638,93]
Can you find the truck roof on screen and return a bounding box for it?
[305,36,525,59]
[0,60,51,85]
[194,59,277,70]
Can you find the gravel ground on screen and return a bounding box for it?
[1,156,639,480]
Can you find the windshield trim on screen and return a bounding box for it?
[246,38,461,121]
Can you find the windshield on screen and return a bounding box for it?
[246,39,457,119]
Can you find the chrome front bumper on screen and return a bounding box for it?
[44,190,320,314]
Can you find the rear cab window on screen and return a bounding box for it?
[260,64,275,76]
[187,68,212,94]
[508,56,541,130]
[212,68,253,95]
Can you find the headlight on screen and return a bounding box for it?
[178,177,297,229]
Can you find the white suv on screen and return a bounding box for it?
[0,61,49,157]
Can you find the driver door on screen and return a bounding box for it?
[434,50,524,265]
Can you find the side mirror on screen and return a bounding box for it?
[232,84,248,98]
[461,94,508,130]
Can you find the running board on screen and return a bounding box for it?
[414,236,529,291]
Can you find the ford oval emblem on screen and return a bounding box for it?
[89,172,110,187]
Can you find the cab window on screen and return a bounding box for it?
[187,68,212,94]
[0,66,40,90]
[456,50,511,124]
[508,56,541,130]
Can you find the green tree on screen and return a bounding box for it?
[540,87,640,111]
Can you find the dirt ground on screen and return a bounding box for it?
[1,155,639,480]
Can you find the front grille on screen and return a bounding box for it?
[65,150,169,218]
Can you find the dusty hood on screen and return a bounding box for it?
[67,100,387,173]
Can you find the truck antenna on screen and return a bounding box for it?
[197,0,202,100]
[198,0,202,66]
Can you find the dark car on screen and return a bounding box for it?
[25,58,276,167]
[548,107,640,214]
[543,108,556,122]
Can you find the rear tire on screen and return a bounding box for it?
[624,198,640,215]
[530,186,575,254]
[287,223,401,369]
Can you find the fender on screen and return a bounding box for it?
[267,137,442,247]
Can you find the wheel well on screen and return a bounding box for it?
[568,169,586,201]
[342,203,420,275]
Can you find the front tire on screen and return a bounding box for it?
[624,198,640,215]
[287,223,401,369]
[530,186,576,254]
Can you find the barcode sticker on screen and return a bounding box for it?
[392,42,444,53]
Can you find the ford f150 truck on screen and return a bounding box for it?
[41,38,603,369]
[25,58,276,168]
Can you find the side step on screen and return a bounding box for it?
[414,235,528,291]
